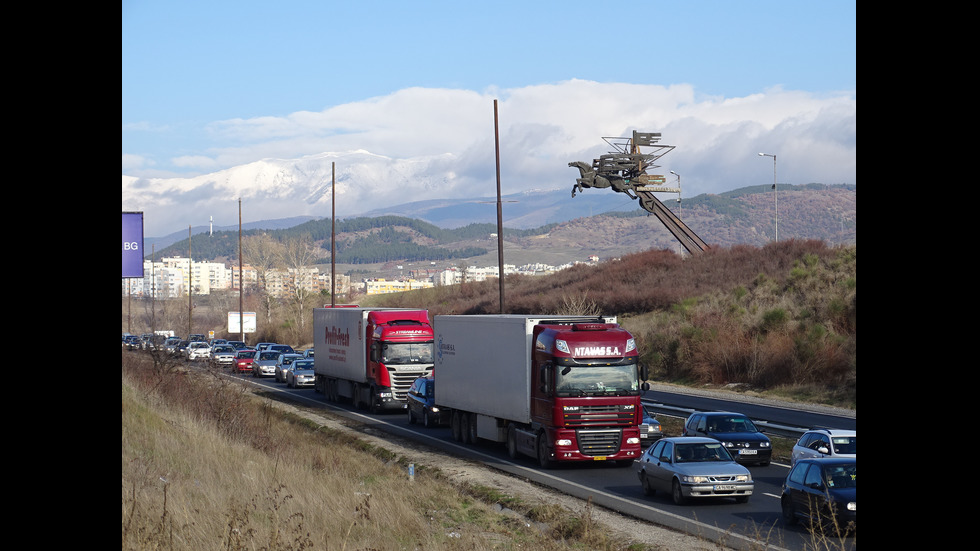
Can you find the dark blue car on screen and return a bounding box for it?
[781,457,856,533]
[406,376,445,427]
[682,411,772,466]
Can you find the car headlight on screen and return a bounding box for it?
[734,474,751,482]
[680,475,710,484]
[846,502,856,511]
[760,441,770,447]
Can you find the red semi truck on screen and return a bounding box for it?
[433,314,649,468]
[313,307,434,413]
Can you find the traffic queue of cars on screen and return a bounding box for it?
[633,408,855,533]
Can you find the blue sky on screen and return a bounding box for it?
[122,1,855,235]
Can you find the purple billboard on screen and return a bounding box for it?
[122,212,144,278]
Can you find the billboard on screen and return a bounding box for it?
[228,312,257,333]
[122,212,144,278]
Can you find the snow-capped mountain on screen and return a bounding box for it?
[123,147,649,241]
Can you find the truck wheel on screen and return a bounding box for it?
[451,411,462,441]
[460,414,471,444]
[506,425,518,458]
[466,413,478,444]
[537,434,555,469]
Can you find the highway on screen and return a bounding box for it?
[229,368,855,551]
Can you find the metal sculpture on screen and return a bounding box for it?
[569,131,708,254]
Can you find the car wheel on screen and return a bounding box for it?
[423,410,432,428]
[641,472,655,497]
[407,407,415,424]
[781,496,798,525]
[671,479,686,505]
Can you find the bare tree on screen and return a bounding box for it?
[279,237,321,336]
[242,233,283,327]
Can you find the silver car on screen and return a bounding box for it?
[210,345,237,368]
[251,350,280,378]
[274,353,305,383]
[791,429,856,467]
[636,437,753,505]
[286,359,315,388]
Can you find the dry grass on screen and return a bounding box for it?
[123,351,664,551]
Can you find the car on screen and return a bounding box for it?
[636,437,753,505]
[234,349,257,373]
[174,340,191,356]
[189,334,207,344]
[123,335,142,350]
[682,411,772,466]
[791,429,856,467]
[303,348,315,359]
[274,353,305,382]
[209,338,228,347]
[210,344,237,368]
[252,350,281,377]
[163,337,182,354]
[185,341,212,361]
[406,376,446,427]
[227,341,247,350]
[268,344,296,355]
[639,405,664,449]
[780,457,856,532]
[254,342,276,352]
[286,359,315,388]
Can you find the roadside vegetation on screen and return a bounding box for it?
[127,239,855,410]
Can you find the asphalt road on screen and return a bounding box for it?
[231,369,855,551]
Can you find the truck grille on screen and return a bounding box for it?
[388,368,430,401]
[577,429,623,456]
[564,405,636,427]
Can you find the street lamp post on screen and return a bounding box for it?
[758,153,777,241]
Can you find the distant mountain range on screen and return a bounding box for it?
[144,184,856,269]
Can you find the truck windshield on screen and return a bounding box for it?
[381,342,433,364]
[556,363,639,396]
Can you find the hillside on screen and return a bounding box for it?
[147,184,855,276]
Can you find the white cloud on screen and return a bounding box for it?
[123,81,855,236]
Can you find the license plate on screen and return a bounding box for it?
[714,485,737,491]
[739,449,757,455]
[593,456,607,461]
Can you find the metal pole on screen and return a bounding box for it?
[239,199,244,344]
[331,162,336,307]
[188,225,192,337]
[493,100,504,313]
[758,153,777,241]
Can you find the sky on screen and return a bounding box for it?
[122,1,856,236]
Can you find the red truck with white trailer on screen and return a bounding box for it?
[433,314,649,468]
[313,307,434,413]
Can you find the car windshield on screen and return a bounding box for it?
[824,464,856,489]
[675,442,732,463]
[236,351,254,359]
[292,361,314,371]
[707,415,758,433]
[259,352,279,360]
[831,436,856,454]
